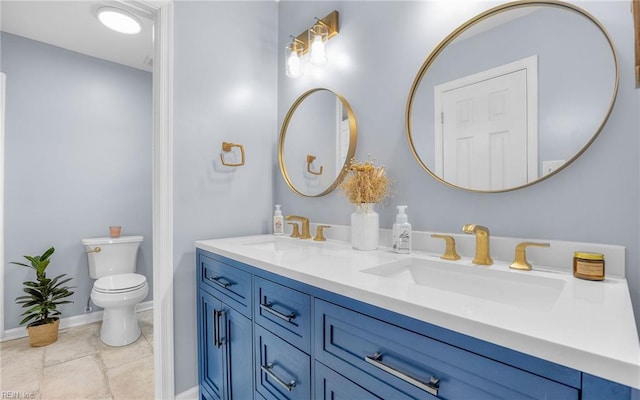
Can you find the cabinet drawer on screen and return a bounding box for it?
[315,361,408,400]
[254,276,311,353]
[199,254,252,317]
[255,325,310,400]
[315,299,578,400]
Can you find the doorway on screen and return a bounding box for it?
[0,1,174,397]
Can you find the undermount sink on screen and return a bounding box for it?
[362,258,566,310]
[240,236,346,254]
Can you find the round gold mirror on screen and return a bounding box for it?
[406,1,618,192]
[279,88,357,197]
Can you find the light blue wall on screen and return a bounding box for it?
[173,1,277,393]
[1,32,153,331]
[275,0,640,334]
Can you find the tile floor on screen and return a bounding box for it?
[1,310,154,400]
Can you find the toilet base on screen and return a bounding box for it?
[100,305,142,346]
[91,282,148,347]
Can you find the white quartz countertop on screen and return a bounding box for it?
[195,234,640,389]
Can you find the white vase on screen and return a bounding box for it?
[351,203,379,251]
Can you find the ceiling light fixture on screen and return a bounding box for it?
[97,7,142,35]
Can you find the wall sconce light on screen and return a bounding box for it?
[309,18,329,65]
[286,37,305,79]
[286,10,339,78]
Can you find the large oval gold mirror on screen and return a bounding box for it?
[279,88,357,197]
[406,1,618,192]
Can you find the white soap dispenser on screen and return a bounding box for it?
[273,205,284,236]
[392,205,411,254]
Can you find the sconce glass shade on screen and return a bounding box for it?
[309,23,329,65]
[286,41,305,78]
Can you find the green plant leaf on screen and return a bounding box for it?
[41,247,55,261]
[10,261,33,269]
[20,314,38,325]
[23,288,45,300]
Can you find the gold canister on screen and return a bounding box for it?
[573,252,605,281]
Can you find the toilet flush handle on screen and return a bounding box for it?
[86,247,101,254]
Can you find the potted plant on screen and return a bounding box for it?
[11,247,74,347]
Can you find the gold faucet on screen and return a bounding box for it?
[286,215,311,239]
[462,224,493,265]
[510,242,550,271]
[431,234,461,260]
[313,225,331,241]
[287,222,301,238]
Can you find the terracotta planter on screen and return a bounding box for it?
[27,319,60,347]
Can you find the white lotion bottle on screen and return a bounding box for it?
[392,205,411,254]
[273,205,284,235]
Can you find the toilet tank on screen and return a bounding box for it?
[82,235,144,279]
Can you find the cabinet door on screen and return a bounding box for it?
[198,291,226,400]
[223,304,253,400]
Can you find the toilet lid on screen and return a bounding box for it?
[94,273,147,293]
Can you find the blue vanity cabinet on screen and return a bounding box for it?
[196,248,636,400]
[197,253,254,400]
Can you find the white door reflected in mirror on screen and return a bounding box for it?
[406,2,618,192]
[435,57,536,191]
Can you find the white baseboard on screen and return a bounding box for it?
[175,386,198,400]
[1,300,153,342]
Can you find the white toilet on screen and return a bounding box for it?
[82,235,148,346]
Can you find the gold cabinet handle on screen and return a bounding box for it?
[510,242,550,271]
[431,234,460,260]
[86,247,101,254]
[220,142,245,167]
[313,225,331,241]
[306,155,323,176]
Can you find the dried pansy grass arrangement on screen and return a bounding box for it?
[341,158,390,204]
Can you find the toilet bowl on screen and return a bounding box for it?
[90,273,148,346]
[82,235,147,347]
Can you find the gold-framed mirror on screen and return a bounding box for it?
[406,0,618,193]
[279,88,357,197]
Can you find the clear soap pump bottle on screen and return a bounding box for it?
[273,205,284,236]
[392,205,411,254]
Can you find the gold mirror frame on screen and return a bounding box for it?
[279,88,358,197]
[406,0,619,193]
